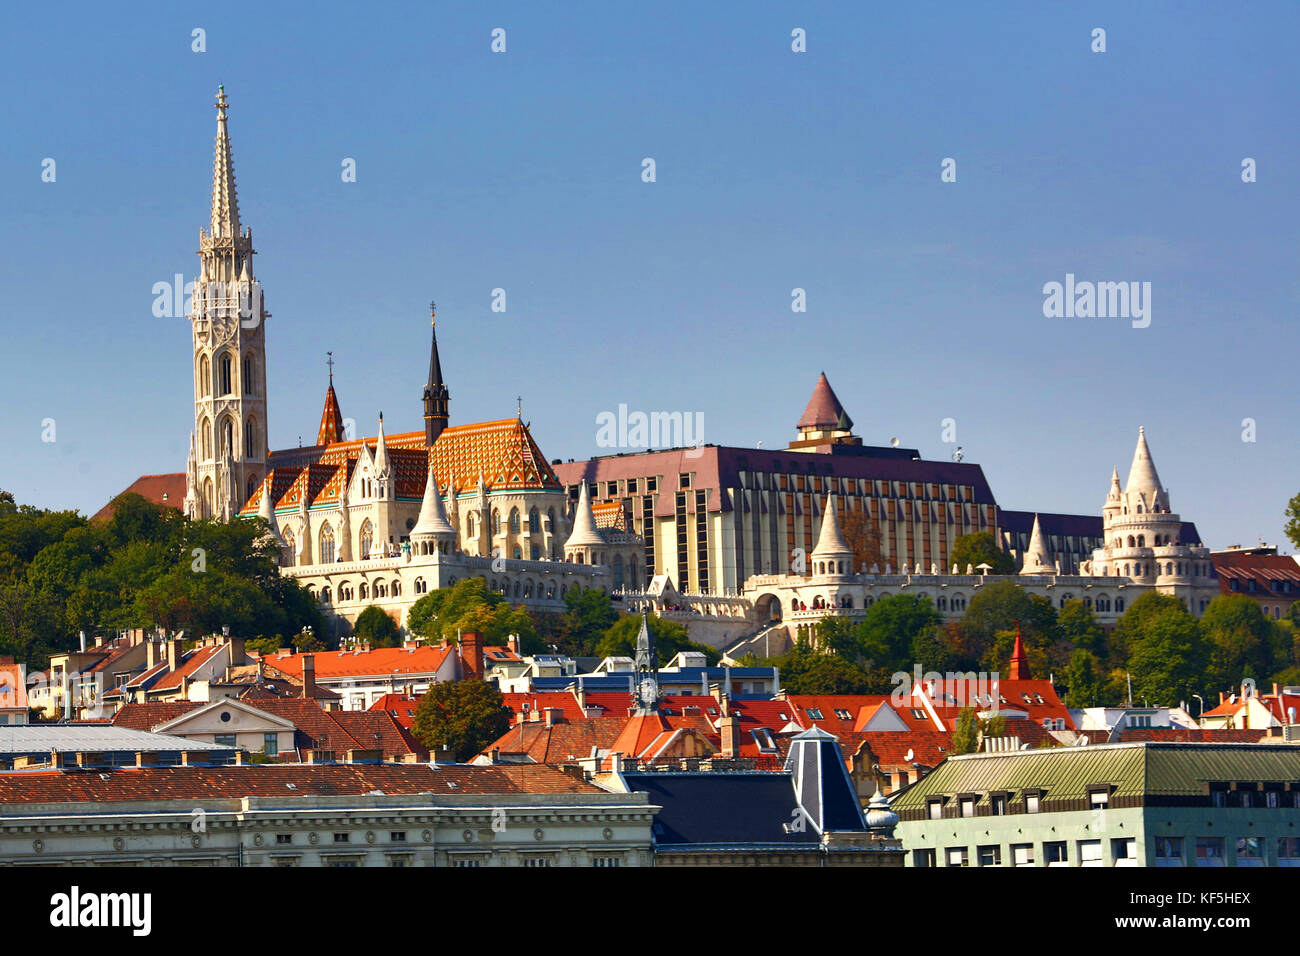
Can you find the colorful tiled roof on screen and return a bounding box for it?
[264,646,455,681]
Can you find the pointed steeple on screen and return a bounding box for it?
[444,471,459,520]
[631,613,660,715]
[317,364,345,446]
[256,478,283,544]
[1019,513,1054,575]
[811,494,853,576]
[565,481,604,550]
[411,464,455,539]
[210,86,240,239]
[798,372,852,431]
[373,413,390,478]
[1007,622,1030,680]
[1124,426,1166,509]
[423,302,450,446]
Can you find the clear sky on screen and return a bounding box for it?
[2,1,1297,551]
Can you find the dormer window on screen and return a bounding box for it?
[806,708,824,720]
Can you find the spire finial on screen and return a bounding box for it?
[429,300,437,327]
[516,395,523,419]
[210,86,240,237]
[326,351,334,381]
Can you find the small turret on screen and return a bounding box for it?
[810,494,853,577]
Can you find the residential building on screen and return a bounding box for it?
[1211,545,1300,620]
[894,742,1300,867]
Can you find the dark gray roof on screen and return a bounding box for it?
[622,771,816,846]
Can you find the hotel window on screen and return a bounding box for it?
[977,845,1001,867]
[606,481,618,497]
[679,473,692,489]
[945,847,969,867]
[1089,788,1109,810]
[1278,837,1300,865]
[1011,844,1034,867]
[276,834,292,845]
[1044,841,1068,866]
[452,857,484,867]
[1196,837,1225,867]
[927,799,944,820]
[333,833,350,843]
[591,856,622,867]
[522,856,553,867]
[390,831,407,842]
[1112,838,1137,866]
[1078,840,1102,867]
[628,478,638,494]
[991,794,1007,816]
[387,854,414,867]
[1235,837,1264,866]
[1025,793,1041,814]
[1266,789,1281,809]
[913,849,936,867]
[1210,785,1228,808]
[1154,836,1184,866]
[959,797,975,818]
[646,476,658,492]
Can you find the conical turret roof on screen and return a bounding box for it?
[1124,426,1165,505]
[798,372,853,431]
[411,463,455,538]
[811,494,852,559]
[565,482,604,549]
[1019,513,1055,574]
[317,377,345,446]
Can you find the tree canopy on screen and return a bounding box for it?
[411,678,513,762]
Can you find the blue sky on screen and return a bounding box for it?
[2,1,1297,551]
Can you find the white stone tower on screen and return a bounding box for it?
[184,87,269,520]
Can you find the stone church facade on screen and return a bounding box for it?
[175,90,641,637]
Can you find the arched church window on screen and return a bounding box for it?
[547,508,557,533]
[281,527,295,567]
[1136,504,1143,514]
[1137,535,1145,547]
[613,554,625,589]
[529,507,540,533]
[360,520,373,560]
[219,354,233,396]
[509,508,520,534]
[246,475,257,503]
[201,418,212,460]
[199,354,211,397]
[1127,536,1135,548]
[243,355,253,395]
[221,418,234,457]
[492,509,501,536]
[245,418,256,458]
[319,523,336,564]
[467,514,476,539]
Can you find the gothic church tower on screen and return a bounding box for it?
[184,88,270,520]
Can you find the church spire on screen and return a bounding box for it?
[373,412,390,478]
[423,301,450,446]
[1124,425,1166,510]
[210,86,240,239]
[317,354,344,446]
[632,613,660,715]
[1007,622,1030,680]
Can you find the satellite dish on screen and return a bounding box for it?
[890,437,900,448]
[952,446,964,462]
[904,748,914,762]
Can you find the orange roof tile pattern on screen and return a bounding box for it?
[317,382,345,446]
[92,474,187,520]
[241,419,561,515]
[264,646,455,681]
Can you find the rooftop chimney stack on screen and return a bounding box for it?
[302,653,317,700]
[460,631,484,680]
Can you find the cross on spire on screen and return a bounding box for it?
[516,395,523,419]
[429,300,437,326]
[326,351,334,380]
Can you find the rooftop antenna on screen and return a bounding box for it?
[890,437,900,448]
[952,446,964,462]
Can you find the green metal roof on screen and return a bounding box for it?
[893,743,1300,812]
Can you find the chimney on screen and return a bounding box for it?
[229,634,246,666]
[146,638,161,669]
[507,633,519,655]
[167,638,180,673]
[543,707,563,728]
[460,631,484,680]
[489,747,500,764]
[720,713,741,757]
[301,653,316,700]
[79,630,86,652]
[574,677,586,712]
[93,633,104,648]
[51,750,68,769]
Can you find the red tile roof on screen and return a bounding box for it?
[92,474,186,521]
[797,372,851,430]
[264,646,454,681]
[483,717,627,764]
[148,644,225,692]
[0,763,602,803]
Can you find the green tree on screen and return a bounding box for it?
[852,593,941,671]
[910,622,960,674]
[1285,492,1300,552]
[1200,594,1278,690]
[769,645,873,694]
[1058,599,1106,657]
[405,578,503,643]
[951,531,1015,575]
[961,580,1058,672]
[559,587,619,656]
[353,604,401,647]
[412,679,512,762]
[596,614,720,665]
[951,706,980,754]
[1126,607,1207,706]
[1064,648,1105,708]
[1109,591,1187,665]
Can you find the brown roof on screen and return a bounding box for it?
[797,372,852,430]
[92,474,187,521]
[0,763,602,804]
[111,702,201,730]
[483,717,627,764]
